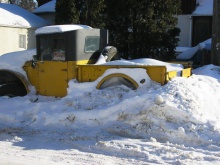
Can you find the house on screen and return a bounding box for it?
[177,0,213,47]
[33,0,56,24]
[0,3,50,55]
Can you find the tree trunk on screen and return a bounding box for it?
[211,0,220,66]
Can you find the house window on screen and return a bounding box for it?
[19,34,26,49]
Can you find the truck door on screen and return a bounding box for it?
[37,61,68,97]
[36,37,68,97]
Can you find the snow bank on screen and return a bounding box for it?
[176,39,211,60]
[0,63,220,164]
[0,49,35,75]
[1,47,220,164]
[1,64,220,148]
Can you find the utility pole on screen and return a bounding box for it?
[211,0,220,66]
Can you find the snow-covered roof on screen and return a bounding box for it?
[35,24,92,35]
[192,0,213,16]
[33,0,55,13]
[0,3,50,28]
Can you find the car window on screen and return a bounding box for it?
[41,38,66,61]
[85,36,100,53]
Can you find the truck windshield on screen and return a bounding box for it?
[40,38,66,61]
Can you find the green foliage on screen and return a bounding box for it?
[55,0,181,61]
[9,0,36,11]
[55,0,105,28]
[105,0,181,60]
[55,0,80,24]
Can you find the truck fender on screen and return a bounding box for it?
[96,73,139,90]
[0,69,30,96]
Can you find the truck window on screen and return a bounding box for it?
[84,36,100,53]
[40,38,66,61]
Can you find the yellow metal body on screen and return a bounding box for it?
[181,68,192,78]
[77,65,168,85]
[22,60,192,97]
[23,61,78,97]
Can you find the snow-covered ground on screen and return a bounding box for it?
[1,1,219,163]
[0,49,220,164]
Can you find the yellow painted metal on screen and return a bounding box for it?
[77,65,168,85]
[23,61,39,91]
[144,66,167,85]
[181,68,192,78]
[67,61,78,81]
[166,71,177,81]
[22,59,192,97]
[75,59,95,65]
[36,61,68,97]
[96,73,139,89]
[23,61,78,97]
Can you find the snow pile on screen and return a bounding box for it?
[0,63,220,147]
[0,3,49,28]
[96,58,183,72]
[1,50,220,164]
[176,38,211,60]
[0,49,35,75]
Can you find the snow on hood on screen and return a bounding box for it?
[0,49,35,75]
[0,3,49,28]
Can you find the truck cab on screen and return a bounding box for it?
[24,25,109,97]
[35,25,108,64]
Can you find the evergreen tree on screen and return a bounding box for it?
[7,0,37,11]
[55,0,105,28]
[105,0,181,60]
[55,0,80,24]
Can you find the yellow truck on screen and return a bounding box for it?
[0,25,192,97]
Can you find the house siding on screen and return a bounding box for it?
[176,15,192,47]
[0,26,36,55]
